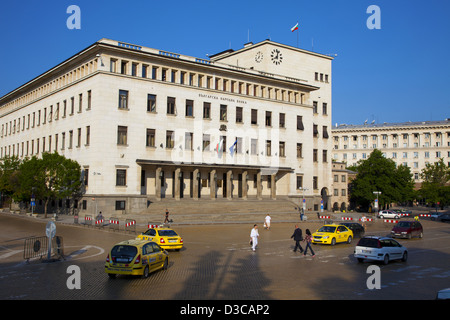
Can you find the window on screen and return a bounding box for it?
[167,97,176,115]
[313,176,318,190]
[118,90,128,109]
[77,128,81,147]
[236,107,243,123]
[147,94,156,112]
[313,149,318,162]
[115,200,126,210]
[166,131,174,149]
[313,124,319,137]
[313,101,318,113]
[265,111,272,126]
[87,90,92,109]
[322,126,329,139]
[142,65,148,78]
[86,126,90,146]
[116,169,127,186]
[296,175,303,189]
[251,109,257,125]
[110,59,117,72]
[279,141,285,157]
[131,63,138,76]
[251,139,258,155]
[121,61,128,74]
[266,140,271,156]
[322,103,327,115]
[146,129,155,147]
[151,66,157,79]
[322,150,327,162]
[203,102,211,119]
[220,105,227,121]
[202,134,210,151]
[185,99,194,117]
[297,143,303,158]
[297,116,304,130]
[117,126,128,145]
[185,132,193,150]
[279,113,285,128]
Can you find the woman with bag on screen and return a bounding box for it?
[303,229,315,257]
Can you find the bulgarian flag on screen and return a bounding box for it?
[291,22,299,32]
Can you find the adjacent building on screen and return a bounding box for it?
[0,38,334,214]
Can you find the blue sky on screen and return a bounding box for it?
[0,0,449,125]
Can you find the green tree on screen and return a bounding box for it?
[13,152,82,217]
[0,155,22,208]
[349,149,415,210]
[419,158,450,209]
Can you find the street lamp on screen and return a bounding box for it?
[373,191,381,213]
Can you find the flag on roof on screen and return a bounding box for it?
[291,22,299,32]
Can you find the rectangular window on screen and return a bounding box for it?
[146,129,155,147]
[117,126,127,145]
[115,200,126,210]
[118,90,128,109]
[236,107,243,123]
[185,132,193,150]
[86,126,90,145]
[167,97,176,115]
[185,99,194,117]
[147,94,156,112]
[297,143,303,158]
[296,175,303,189]
[251,139,258,155]
[297,116,304,130]
[322,103,328,115]
[203,102,211,119]
[279,141,285,157]
[166,131,174,149]
[322,126,329,139]
[202,134,210,151]
[279,113,285,128]
[116,169,127,186]
[265,111,272,126]
[121,61,128,75]
[220,104,227,121]
[313,176,318,190]
[266,140,271,156]
[251,109,257,125]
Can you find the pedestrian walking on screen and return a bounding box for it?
[291,225,304,253]
[303,229,315,257]
[300,208,304,221]
[264,214,271,230]
[164,208,170,224]
[250,224,259,251]
[361,214,367,231]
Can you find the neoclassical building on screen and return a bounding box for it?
[0,38,334,214]
[332,120,450,187]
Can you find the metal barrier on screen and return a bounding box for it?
[109,217,120,231]
[95,218,104,227]
[341,217,353,221]
[23,236,64,261]
[84,215,93,226]
[74,214,79,224]
[125,219,136,233]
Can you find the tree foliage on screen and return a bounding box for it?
[349,149,415,209]
[0,152,82,217]
[419,158,450,209]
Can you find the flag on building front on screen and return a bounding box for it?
[291,22,299,32]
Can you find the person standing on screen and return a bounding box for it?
[164,208,169,224]
[361,214,367,231]
[264,214,271,230]
[303,229,315,257]
[250,224,259,251]
[291,225,304,253]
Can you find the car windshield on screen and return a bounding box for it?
[111,245,138,263]
[357,238,380,248]
[318,226,336,233]
[397,221,411,227]
[143,229,156,236]
[159,230,178,237]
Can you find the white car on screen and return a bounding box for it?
[354,236,408,265]
[377,210,400,219]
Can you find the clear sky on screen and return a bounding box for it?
[0,0,449,126]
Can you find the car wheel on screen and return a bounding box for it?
[394,215,399,219]
[402,251,408,262]
[379,215,384,219]
[347,236,352,244]
[383,254,390,265]
[142,265,149,278]
[331,238,336,246]
[163,258,169,270]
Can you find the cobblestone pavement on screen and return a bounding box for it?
[0,211,449,301]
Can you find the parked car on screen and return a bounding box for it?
[377,210,400,219]
[391,221,423,239]
[354,236,408,265]
[436,288,450,300]
[339,222,365,238]
[137,227,184,251]
[437,214,450,223]
[430,212,444,221]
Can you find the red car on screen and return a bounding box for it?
[391,221,423,239]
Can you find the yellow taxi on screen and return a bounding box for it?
[312,224,353,246]
[137,227,183,251]
[105,239,168,279]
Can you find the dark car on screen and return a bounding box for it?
[391,221,423,239]
[438,214,450,223]
[340,222,365,238]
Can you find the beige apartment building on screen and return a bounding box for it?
[0,38,334,214]
[331,120,450,187]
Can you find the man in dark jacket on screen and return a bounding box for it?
[291,225,304,253]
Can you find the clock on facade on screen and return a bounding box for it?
[271,49,283,65]
[255,51,263,63]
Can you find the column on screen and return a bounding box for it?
[155,167,162,201]
[226,170,232,200]
[257,171,262,200]
[210,170,216,200]
[175,168,181,201]
[271,174,277,200]
[193,169,199,201]
[242,171,248,200]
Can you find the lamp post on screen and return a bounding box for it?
[373,191,381,213]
